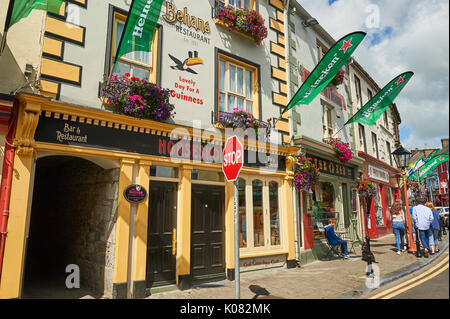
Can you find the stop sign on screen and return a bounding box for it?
[222,135,244,182]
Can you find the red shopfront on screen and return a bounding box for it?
[359,152,401,239]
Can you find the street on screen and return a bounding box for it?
[366,250,449,299]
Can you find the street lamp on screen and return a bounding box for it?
[392,145,418,255]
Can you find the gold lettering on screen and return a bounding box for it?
[183,7,190,26]
[198,18,204,33]
[163,2,176,23]
[191,16,197,29]
[176,10,183,23]
[205,21,210,33]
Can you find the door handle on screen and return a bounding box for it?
[172,228,177,256]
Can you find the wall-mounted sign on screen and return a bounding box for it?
[124,184,147,204]
[368,165,390,183]
[306,154,355,180]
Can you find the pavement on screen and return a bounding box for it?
[147,233,449,299]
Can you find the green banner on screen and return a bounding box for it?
[408,154,449,181]
[346,72,414,125]
[282,31,366,113]
[407,148,439,177]
[114,0,164,70]
[9,0,64,27]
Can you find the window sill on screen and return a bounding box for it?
[215,18,256,44]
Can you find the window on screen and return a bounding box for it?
[323,103,334,139]
[354,75,362,108]
[367,89,373,103]
[317,40,328,60]
[218,54,258,116]
[110,12,159,82]
[386,141,393,166]
[238,178,247,248]
[313,182,336,239]
[383,110,389,129]
[359,124,367,153]
[372,132,379,159]
[253,179,264,247]
[218,0,254,10]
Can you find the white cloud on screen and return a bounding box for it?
[298,0,449,149]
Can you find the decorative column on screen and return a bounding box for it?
[285,154,297,268]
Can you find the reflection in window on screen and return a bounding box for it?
[252,180,264,247]
[238,178,246,248]
[150,166,178,178]
[269,181,280,246]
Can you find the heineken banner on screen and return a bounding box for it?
[282,31,366,113]
[1,0,64,54]
[407,149,439,177]
[113,0,164,72]
[346,72,414,126]
[408,154,449,181]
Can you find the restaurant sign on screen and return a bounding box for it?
[307,154,355,179]
[368,165,390,183]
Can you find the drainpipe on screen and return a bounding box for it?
[0,100,18,281]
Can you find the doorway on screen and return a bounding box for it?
[146,181,178,288]
[190,184,226,283]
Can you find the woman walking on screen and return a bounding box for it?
[425,202,441,254]
[390,199,406,254]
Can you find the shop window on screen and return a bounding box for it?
[218,54,258,116]
[150,165,178,178]
[218,0,254,10]
[191,169,224,182]
[252,179,264,247]
[322,103,334,139]
[374,188,384,226]
[313,182,336,239]
[269,181,280,246]
[238,178,247,248]
[110,12,159,82]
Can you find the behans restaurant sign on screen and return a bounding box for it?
[34,115,285,171]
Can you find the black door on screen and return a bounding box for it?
[191,185,226,283]
[146,181,177,287]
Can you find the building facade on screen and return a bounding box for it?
[0,0,302,299]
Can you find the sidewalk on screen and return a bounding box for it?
[147,233,449,299]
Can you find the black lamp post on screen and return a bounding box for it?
[392,146,421,257]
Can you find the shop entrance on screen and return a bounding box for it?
[146,181,178,287]
[22,156,119,298]
[190,184,226,283]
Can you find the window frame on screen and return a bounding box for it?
[216,50,261,120]
[218,0,256,10]
[372,132,379,159]
[359,124,367,153]
[322,102,335,139]
[386,141,393,166]
[354,75,362,108]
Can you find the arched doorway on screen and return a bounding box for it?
[22,156,119,298]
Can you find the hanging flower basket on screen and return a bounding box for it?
[330,68,345,87]
[294,156,320,192]
[217,108,272,141]
[324,137,352,164]
[100,74,175,122]
[357,179,379,198]
[217,5,268,45]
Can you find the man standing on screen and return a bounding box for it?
[412,198,434,257]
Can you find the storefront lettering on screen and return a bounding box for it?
[163,3,211,34]
[56,123,87,144]
[309,155,354,179]
[171,76,203,105]
[242,258,281,268]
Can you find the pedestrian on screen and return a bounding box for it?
[409,204,416,240]
[425,202,440,254]
[390,199,406,254]
[412,198,434,258]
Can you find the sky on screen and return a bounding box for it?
[299,0,449,151]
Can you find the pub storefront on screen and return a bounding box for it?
[358,151,401,239]
[0,93,299,299]
[293,136,364,264]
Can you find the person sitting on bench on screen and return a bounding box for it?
[324,218,349,259]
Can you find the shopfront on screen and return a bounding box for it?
[0,93,298,299]
[293,136,364,264]
[358,151,401,239]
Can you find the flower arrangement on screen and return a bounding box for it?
[218,108,271,140]
[330,69,345,86]
[294,156,320,192]
[324,137,352,164]
[101,73,175,121]
[217,5,268,45]
[357,179,379,198]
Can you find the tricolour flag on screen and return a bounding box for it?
[345,72,414,126]
[282,31,366,114]
[1,0,64,55]
[112,0,164,73]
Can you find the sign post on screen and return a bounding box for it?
[222,135,244,299]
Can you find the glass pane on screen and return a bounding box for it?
[219,60,226,91]
[132,67,150,80]
[269,181,280,246]
[229,65,236,92]
[245,70,252,98]
[246,101,253,113]
[150,166,179,178]
[229,0,235,6]
[252,180,264,247]
[313,182,335,239]
[236,97,244,109]
[236,0,242,8]
[244,0,250,9]
[327,109,332,127]
[115,62,131,77]
[219,93,226,112]
[228,95,235,110]
[135,50,150,65]
[237,67,244,95]
[238,178,247,248]
[191,170,224,182]
[116,21,132,59]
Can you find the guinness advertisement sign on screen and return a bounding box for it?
[306,154,355,180]
[34,115,286,171]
